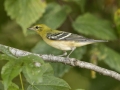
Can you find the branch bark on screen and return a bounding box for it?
[0,44,120,81]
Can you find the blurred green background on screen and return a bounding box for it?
[0,0,120,90]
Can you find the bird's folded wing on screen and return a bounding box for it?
[46,31,90,42]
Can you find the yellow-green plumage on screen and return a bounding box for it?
[28,24,107,57]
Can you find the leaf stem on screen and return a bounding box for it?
[19,73,24,90]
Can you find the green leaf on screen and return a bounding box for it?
[50,63,71,77]
[4,0,46,34]
[27,76,70,90]
[91,44,120,72]
[21,55,44,84]
[8,83,19,90]
[114,9,120,27]
[37,3,71,29]
[114,9,120,35]
[20,55,70,90]
[74,0,86,13]
[0,81,4,90]
[0,54,12,61]
[1,60,22,90]
[72,13,117,40]
[65,0,86,13]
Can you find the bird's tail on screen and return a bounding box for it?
[84,39,108,45]
[91,39,108,43]
[78,39,108,47]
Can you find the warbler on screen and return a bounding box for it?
[28,24,107,58]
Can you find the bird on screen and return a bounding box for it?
[28,24,108,58]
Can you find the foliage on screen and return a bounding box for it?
[4,0,46,35]
[37,2,71,29]
[73,13,116,40]
[0,47,70,90]
[0,0,120,90]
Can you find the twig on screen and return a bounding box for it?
[0,44,120,81]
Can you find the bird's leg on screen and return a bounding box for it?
[66,47,76,58]
[58,51,67,57]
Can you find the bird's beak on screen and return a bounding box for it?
[27,27,34,31]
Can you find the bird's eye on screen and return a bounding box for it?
[35,26,39,29]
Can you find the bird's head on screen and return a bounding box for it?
[28,24,51,35]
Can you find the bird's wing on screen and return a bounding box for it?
[46,31,90,42]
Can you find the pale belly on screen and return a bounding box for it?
[46,40,73,50]
[44,39,78,50]
[43,38,92,51]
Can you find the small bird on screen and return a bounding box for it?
[28,24,107,58]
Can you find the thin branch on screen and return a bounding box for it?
[0,44,120,81]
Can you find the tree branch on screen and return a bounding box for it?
[0,44,120,81]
